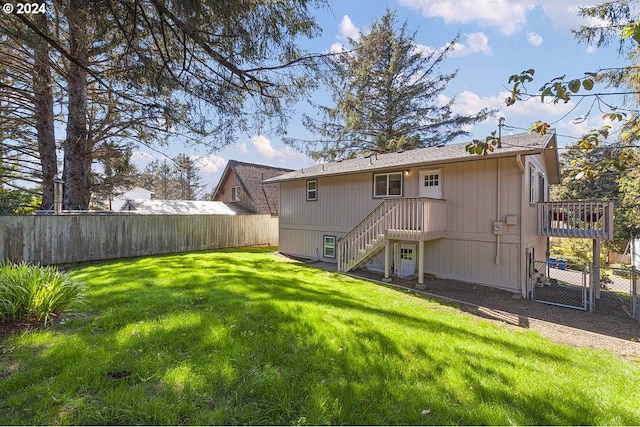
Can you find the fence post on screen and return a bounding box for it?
[582,262,595,313]
[633,270,638,320]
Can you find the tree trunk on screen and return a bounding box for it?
[32,13,57,210]
[63,0,90,210]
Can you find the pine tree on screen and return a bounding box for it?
[289,9,494,160]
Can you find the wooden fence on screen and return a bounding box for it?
[0,213,279,266]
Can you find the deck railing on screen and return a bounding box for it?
[337,197,447,272]
[538,200,614,240]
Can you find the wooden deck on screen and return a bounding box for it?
[538,201,614,240]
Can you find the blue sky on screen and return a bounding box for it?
[134,0,630,194]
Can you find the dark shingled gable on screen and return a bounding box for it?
[215,160,293,215]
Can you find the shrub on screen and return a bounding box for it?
[550,238,607,267]
[0,260,83,326]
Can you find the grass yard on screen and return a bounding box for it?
[1,247,639,425]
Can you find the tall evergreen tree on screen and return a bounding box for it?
[2,0,328,209]
[174,154,206,201]
[289,9,494,160]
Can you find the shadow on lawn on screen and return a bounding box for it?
[5,249,637,425]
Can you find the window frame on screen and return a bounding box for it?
[538,172,546,202]
[306,180,317,201]
[528,165,536,205]
[323,235,336,259]
[373,172,403,198]
[231,186,242,202]
[231,185,242,202]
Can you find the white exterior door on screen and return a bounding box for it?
[396,244,416,277]
[419,169,442,199]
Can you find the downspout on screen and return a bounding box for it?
[495,117,505,265]
[518,155,527,297]
[516,154,525,173]
[495,158,501,264]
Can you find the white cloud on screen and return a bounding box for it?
[249,135,310,164]
[339,15,361,42]
[330,15,362,53]
[526,31,543,47]
[449,32,492,57]
[397,0,533,35]
[237,143,249,154]
[194,153,226,174]
[397,0,605,36]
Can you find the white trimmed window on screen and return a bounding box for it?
[538,173,546,202]
[231,186,242,202]
[306,180,317,201]
[323,235,336,258]
[528,165,535,205]
[374,172,402,198]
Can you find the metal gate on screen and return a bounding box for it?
[529,260,639,318]
[530,260,588,310]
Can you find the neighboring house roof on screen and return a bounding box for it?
[265,131,560,184]
[111,186,154,211]
[119,199,251,215]
[211,160,293,215]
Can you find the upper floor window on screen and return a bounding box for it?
[538,173,546,202]
[231,186,242,202]
[306,180,317,201]
[528,165,535,205]
[374,172,402,198]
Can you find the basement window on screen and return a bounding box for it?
[323,235,336,258]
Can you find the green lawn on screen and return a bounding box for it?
[1,247,639,425]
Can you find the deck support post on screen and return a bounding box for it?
[416,239,426,290]
[383,239,392,282]
[393,241,401,277]
[593,239,601,299]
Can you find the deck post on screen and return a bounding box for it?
[416,239,426,290]
[394,242,401,276]
[593,239,601,299]
[383,238,392,282]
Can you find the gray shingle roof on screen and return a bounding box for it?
[265,131,557,183]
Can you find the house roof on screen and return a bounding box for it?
[119,199,251,215]
[265,131,560,184]
[212,160,293,215]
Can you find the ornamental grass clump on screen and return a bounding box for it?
[0,260,82,326]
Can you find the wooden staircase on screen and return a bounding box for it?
[337,197,447,272]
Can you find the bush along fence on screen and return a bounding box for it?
[0,213,279,266]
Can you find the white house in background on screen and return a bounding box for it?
[111,186,154,211]
[266,130,615,298]
[119,199,247,215]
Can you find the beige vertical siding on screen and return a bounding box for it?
[278,154,557,291]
